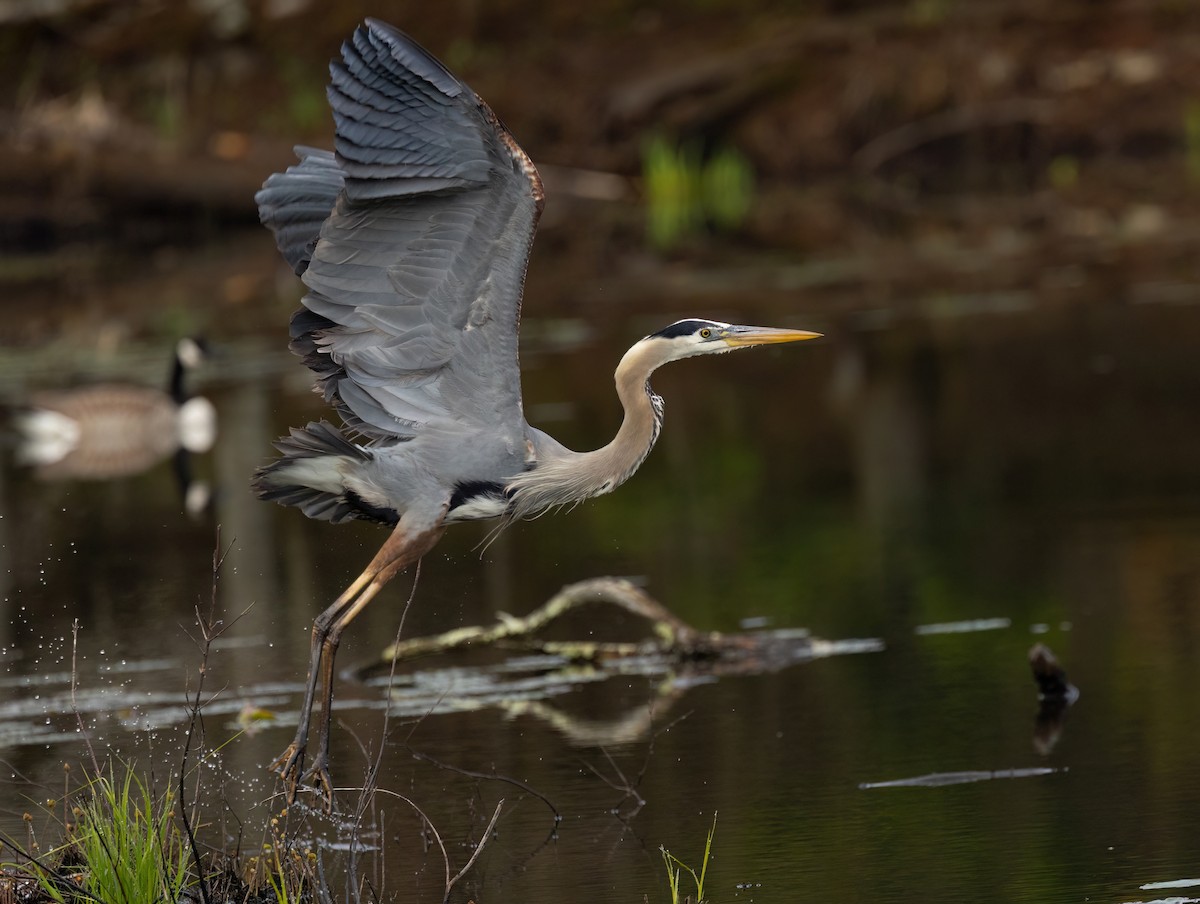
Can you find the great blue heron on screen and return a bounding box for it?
[15,337,215,483]
[255,19,820,801]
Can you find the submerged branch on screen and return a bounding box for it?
[378,577,794,665]
[380,577,712,663]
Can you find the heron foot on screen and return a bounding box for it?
[301,755,336,813]
[270,744,336,811]
[270,743,307,804]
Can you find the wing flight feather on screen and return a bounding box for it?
[255,19,543,444]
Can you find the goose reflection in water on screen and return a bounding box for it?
[13,337,217,513]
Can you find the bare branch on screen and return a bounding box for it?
[446,799,505,900]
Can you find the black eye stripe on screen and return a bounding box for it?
[650,319,716,340]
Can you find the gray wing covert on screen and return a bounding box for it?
[262,19,544,444]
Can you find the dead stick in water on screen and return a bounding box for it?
[379,577,713,663]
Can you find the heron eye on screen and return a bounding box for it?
[699,328,712,339]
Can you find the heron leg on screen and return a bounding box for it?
[271,514,446,808]
[270,567,376,800]
[302,524,445,805]
[299,572,393,804]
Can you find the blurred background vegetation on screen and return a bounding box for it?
[3,0,1199,266]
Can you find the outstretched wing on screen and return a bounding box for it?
[257,146,344,276]
[257,19,544,444]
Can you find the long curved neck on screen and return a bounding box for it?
[593,340,664,486]
[506,340,666,519]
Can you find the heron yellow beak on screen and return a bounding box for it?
[721,325,823,347]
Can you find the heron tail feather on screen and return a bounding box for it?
[253,421,367,523]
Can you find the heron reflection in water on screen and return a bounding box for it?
[255,19,821,802]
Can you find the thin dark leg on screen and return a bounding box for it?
[269,551,383,799]
[303,526,444,805]
[297,634,343,803]
[270,516,445,809]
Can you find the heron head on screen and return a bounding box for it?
[645,318,822,362]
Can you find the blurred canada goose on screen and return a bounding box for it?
[14,337,216,481]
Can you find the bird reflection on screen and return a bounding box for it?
[828,327,937,542]
[12,337,217,513]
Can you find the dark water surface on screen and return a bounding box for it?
[0,233,1198,903]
